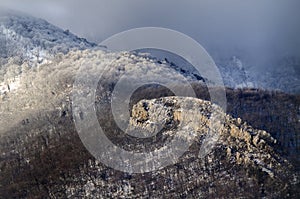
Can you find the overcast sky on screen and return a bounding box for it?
[1,0,300,66]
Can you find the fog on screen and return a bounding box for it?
[1,0,300,69]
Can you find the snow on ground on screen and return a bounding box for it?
[0,9,101,67]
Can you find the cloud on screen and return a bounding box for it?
[1,0,300,67]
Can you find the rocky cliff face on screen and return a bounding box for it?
[129,83,300,167]
[0,93,298,198]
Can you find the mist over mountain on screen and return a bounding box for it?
[0,9,299,199]
[2,0,299,78]
[137,48,300,93]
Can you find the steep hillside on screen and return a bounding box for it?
[0,50,299,198]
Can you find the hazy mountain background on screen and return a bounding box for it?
[1,0,299,93]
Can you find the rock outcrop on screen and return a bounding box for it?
[0,93,299,198]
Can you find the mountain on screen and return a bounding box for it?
[138,49,300,94]
[217,56,255,88]
[0,10,97,65]
[0,11,299,198]
[0,48,299,198]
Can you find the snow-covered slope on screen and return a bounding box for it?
[0,10,98,65]
[252,57,300,93]
[138,49,300,94]
[136,49,208,84]
[0,49,298,199]
[217,56,255,89]
[0,10,102,95]
[0,49,198,132]
[137,49,255,89]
